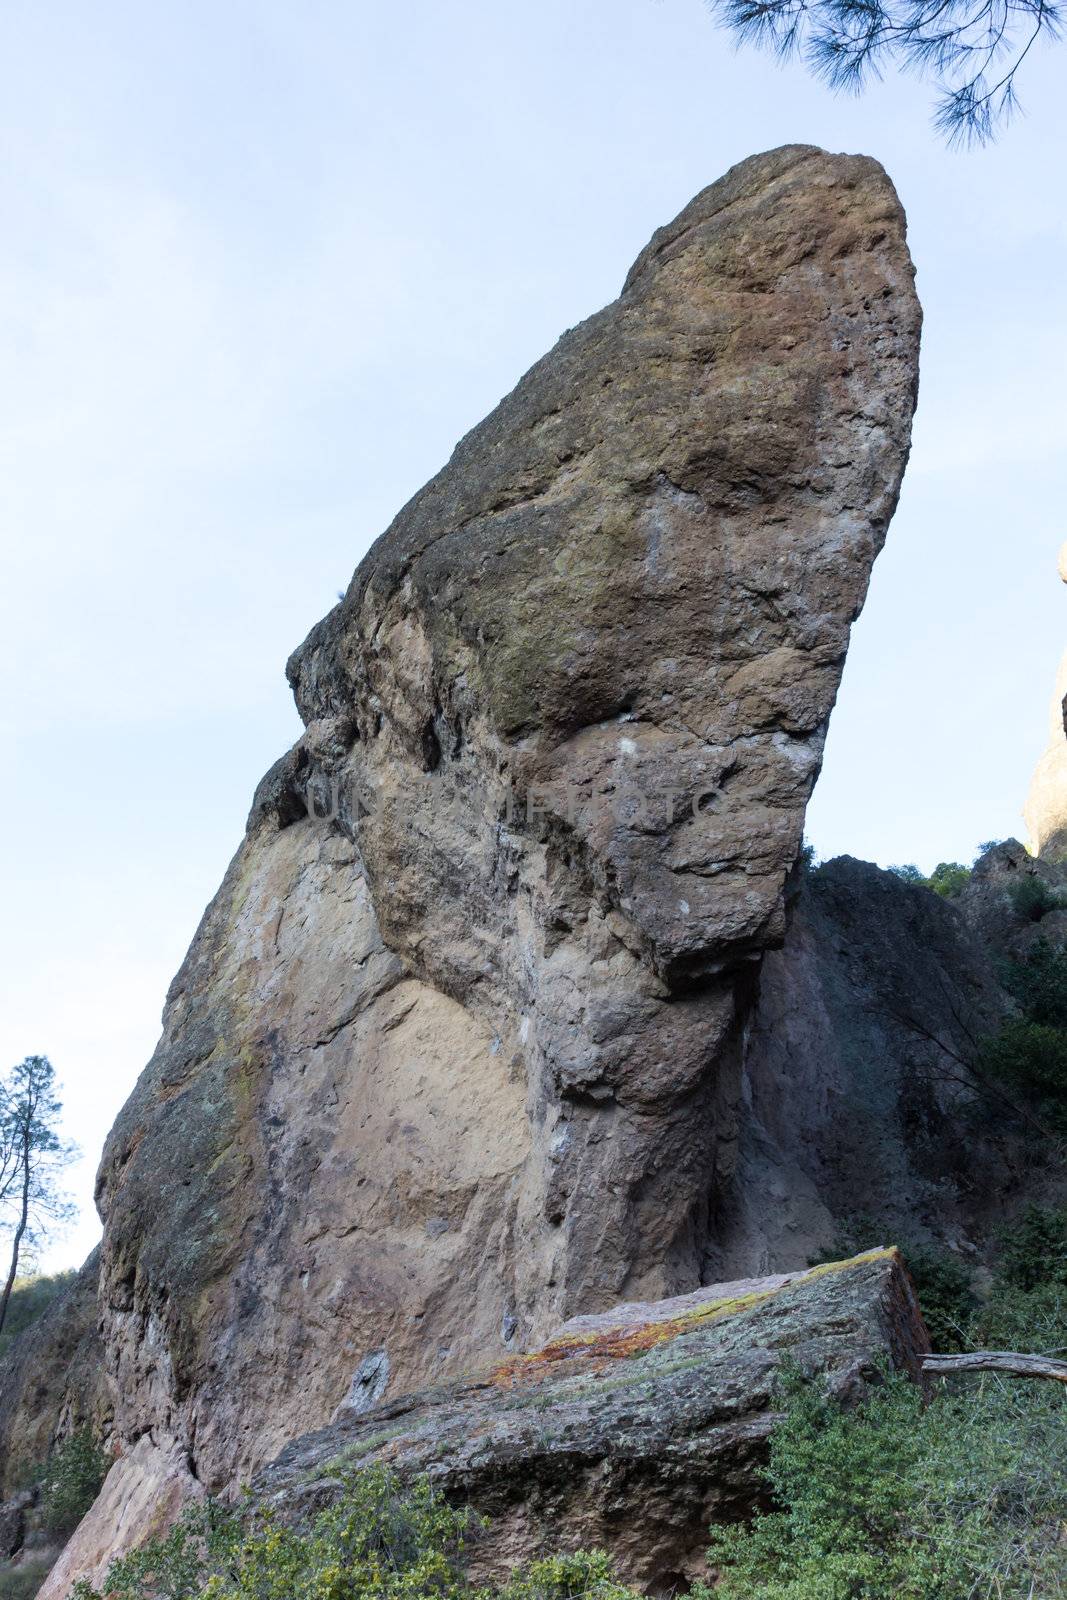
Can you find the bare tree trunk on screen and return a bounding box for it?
[923,1351,1067,1384]
[0,1128,31,1338]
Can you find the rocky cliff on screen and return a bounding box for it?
[10,143,928,1595]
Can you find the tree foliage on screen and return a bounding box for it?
[0,1056,75,1337]
[40,1429,112,1536]
[974,940,1067,1128]
[706,0,1061,142]
[887,860,971,897]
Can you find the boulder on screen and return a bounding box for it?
[252,1249,929,1594]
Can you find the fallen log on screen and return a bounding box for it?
[923,1351,1067,1384]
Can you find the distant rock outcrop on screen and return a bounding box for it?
[33,145,925,1593]
[1024,543,1067,860]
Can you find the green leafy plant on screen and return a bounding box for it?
[1010,875,1062,922]
[926,861,972,898]
[696,1364,1067,1599]
[1002,938,1067,1027]
[978,1021,1067,1126]
[495,1551,638,1599]
[41,1429,111,1536]
[73,1467,641,1600]
[901,1248,976,1353]
[887,861,971,898]
[996,1205,1067,1293]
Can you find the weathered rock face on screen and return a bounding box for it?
[50,143,920,1588]
[1025,543,1067,860]
[250,1249,927,1595]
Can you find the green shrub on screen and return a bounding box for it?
[696,1365,1067,1600]
[901,1248,976,1353]
[971,1277,1067,1352]
[996,1205,1067,1293]
[978,1020,1067,1125]
[41,1430,110,1536]
[977,942,1067,1127]
[73,1467,640,1600]
[495,1551,638,1598]
[1002,937,1067,1027]
[1010,875,1061,922]
[927,861,971,898]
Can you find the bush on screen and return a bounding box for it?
[978,1020,1067,1125]
[996,1205,1067,1293]
[977,941,1067,1127]
[1010,875,1061,922]
[73,1467,640,1600]
[926,861,971,898]
[1002,937,1067,1027]
[901,1248,976,1353]
[696,1365,1067,1600]
[496,1552,638,1599]
[970,1277,1067,1352]
[40,1430,110,1536]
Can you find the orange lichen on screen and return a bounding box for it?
[489,1248,899,1388]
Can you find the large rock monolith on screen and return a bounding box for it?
[45,144,921,1595]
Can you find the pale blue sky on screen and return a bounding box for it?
[2,0,1065,1270]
